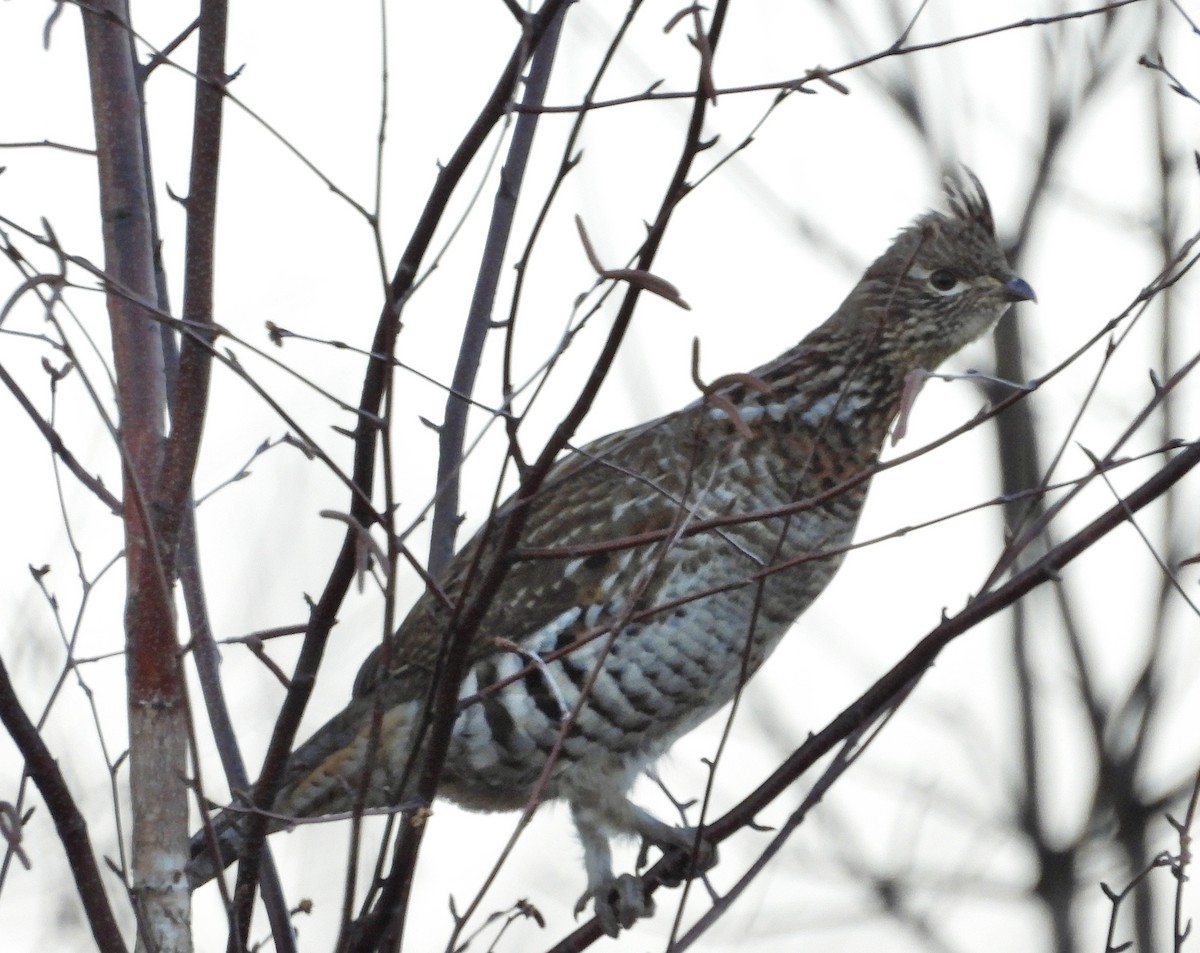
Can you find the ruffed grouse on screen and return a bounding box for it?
[189,174,1035,935]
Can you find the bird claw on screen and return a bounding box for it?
[657,840,717,888]
[646,827,718,888]
[577,873,655,938]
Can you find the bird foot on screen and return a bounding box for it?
[576,873,655,938]
[642,826,718,888]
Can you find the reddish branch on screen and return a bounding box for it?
[81,1,188,950]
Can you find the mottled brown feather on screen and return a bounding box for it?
[189,174,1035,935]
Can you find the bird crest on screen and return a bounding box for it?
[942,167,995,238]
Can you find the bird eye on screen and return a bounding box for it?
[928,269,958,292]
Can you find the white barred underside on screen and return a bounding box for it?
[439,451,859,824]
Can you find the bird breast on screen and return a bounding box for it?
[437,437,866,810]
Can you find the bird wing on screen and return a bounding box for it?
[351,412,700,697]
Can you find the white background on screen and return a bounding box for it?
[1,1,1199,951]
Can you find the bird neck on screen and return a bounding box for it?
[732,326,909,454]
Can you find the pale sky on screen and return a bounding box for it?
[1,1,1198,951]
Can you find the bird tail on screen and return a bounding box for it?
[187,806,254,888]
[187,685,425,888]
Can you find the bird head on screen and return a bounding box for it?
[832,170,1036,372]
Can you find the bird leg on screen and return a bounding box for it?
[572,801,652,937]
[570,799,717,937]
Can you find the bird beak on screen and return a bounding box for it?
[1001,276,1037,303]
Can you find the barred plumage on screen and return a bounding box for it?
[189,173,1035,936]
